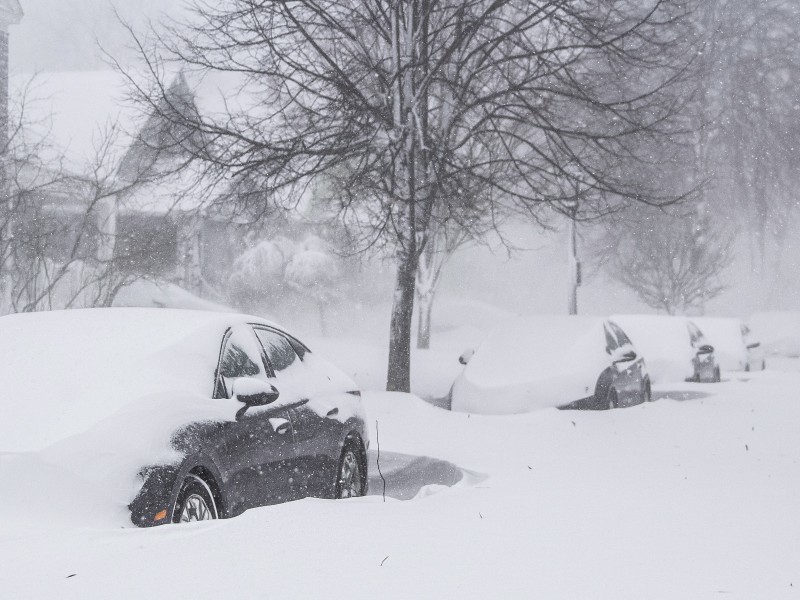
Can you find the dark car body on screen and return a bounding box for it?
[0,308,367,528]
[130,319,368,526]
[566,320,651,410]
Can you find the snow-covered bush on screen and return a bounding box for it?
[285,249,340,335]
[227,238,294,309]
[227,234,342,332]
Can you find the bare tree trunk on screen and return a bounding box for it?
[387,238,417,392]
[416,290,433,350]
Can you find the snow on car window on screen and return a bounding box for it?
[254,328,299,373]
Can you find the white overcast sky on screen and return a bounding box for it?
[11,0,185,73]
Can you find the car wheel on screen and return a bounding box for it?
[713,366,721,383]
[606,387,619,410]
[643,380,652,403]
[335,443,365,499]
[173,474,219,523]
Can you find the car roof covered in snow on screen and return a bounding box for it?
[692,317,743,340]
[0,308,280,452]
[466,315,608,385]
[692,317,748,370]
[610,314,697,383]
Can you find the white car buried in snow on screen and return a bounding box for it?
[450,316,651,414]
[611,314,721,384]
[692,317,766,372]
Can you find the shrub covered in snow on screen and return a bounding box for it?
[227,234,343,334]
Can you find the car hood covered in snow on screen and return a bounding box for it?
[451,316,612,414]
[0,308,247,454]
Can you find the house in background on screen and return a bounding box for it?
[1,2,319,311]
[9,66,248,302]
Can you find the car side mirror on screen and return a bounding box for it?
[459,349,475,366]
[746,342,761,350]
[698,344,714,355]
[612,349,637,365]
[232,377,280,407]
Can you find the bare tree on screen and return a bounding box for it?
[0,78,197,314]
[683,0,800,279]
[601,205,733,315]
[415,221,466,350]
[118,0,701,392]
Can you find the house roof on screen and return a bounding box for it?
[12,69,254,173]
[11,70,139,175]
[11,68,275,215]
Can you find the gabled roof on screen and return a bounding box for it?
[11,68,266,213]
[0,0,23,27]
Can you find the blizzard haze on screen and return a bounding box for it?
[1,1,799,599]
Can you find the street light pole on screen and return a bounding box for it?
[563,188,580,315]
[567,206,578,315]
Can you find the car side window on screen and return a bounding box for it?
[254,328,300,374]
[214,326,268,399]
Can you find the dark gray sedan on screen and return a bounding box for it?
[0,308,368,527]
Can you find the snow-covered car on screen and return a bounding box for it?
[611,315,720,384]
[450,316,651,414]
[748,311,800,358]
[0,308,368,527]
[692,317,766,372]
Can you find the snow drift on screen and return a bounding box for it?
[450,316,614,414]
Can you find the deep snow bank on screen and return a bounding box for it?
[2,373,798,599]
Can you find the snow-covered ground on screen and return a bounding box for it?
[1,349,799,598]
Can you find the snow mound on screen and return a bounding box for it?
[0,308,244,453]
[451,316,610,414]
[114,280,234,313]
[748,311,800,357]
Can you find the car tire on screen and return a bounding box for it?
[643,380,652,403]
[335,442,365,499]
[606,387,619,410]
[173,474,219,523]
[713,366,721,383]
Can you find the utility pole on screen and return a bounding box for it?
[564,197,580,315]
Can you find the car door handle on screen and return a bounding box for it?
[326,407,339,418]
[269,417,292,435]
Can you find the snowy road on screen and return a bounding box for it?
[1,369,799,599]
